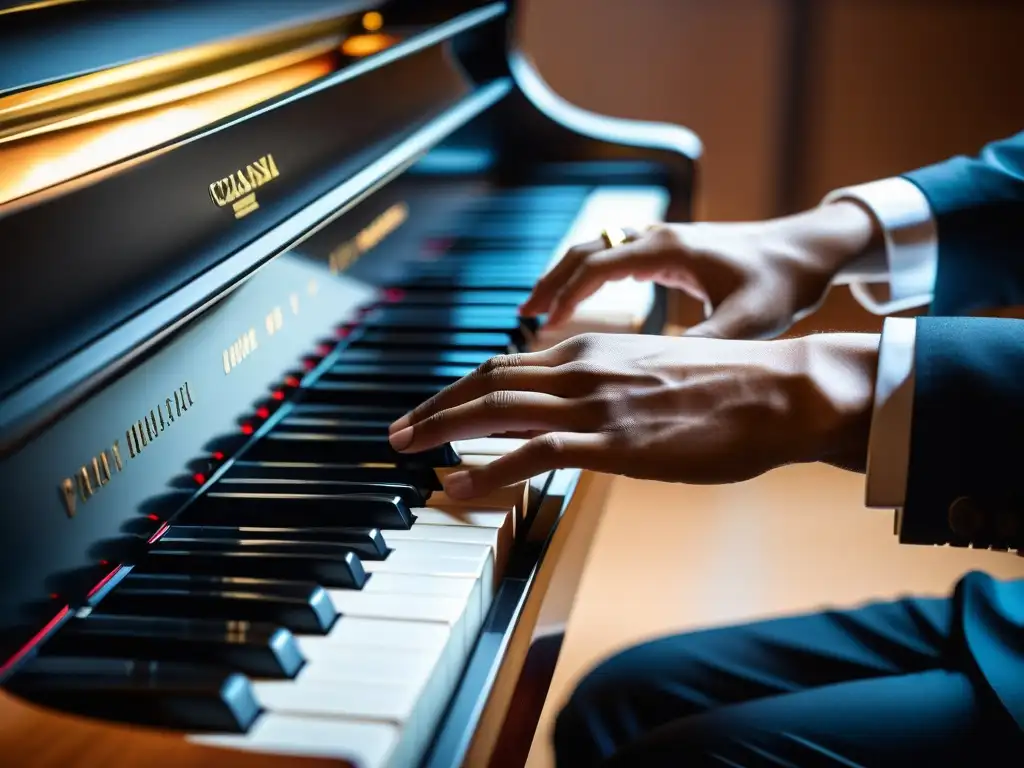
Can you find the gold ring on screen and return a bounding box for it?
[600,227,628,249]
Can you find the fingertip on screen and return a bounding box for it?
[389,414,411,434]
[443,471,475,499]
[388,426,413,451]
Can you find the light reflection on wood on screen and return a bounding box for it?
[0,56,335,207]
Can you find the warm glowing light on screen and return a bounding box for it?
[256,407,270,419]
[240,424,255,435]
[362,11,383,31]
[0,56,335,206]
[341,33,399,58]
[212,451,226,460]
[193,473,207,485]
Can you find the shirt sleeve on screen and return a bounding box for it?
[865,317,917,509]
[825,177,939,313]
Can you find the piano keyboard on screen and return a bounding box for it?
[5,183,667,768]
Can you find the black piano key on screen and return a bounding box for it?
[389,289,531,307]
[8,657,260,733]
[350,330,516,352]
[298,381,455,409]
[223,459,441,493]
[277,415,393,434]
[359,308,525,335]
[166,524,389,560]
[95,575,338,635]
[151,537,387,565]
[394,274,538,290]
[244,431,460,467]
[136,547,367,590]
[42,615,303,679]
[319,363,475,385]
[333,347,494,366]
[181,490,415,530]
[217,473,427,507]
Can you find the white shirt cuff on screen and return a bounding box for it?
[865,316,916,509]
[824,177,938,308]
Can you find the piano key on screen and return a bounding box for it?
[180,491,415,529]
[190,715,400,768]
[451,437,528,456]
[298,381,458,409]
[165,525,389,559]
[9,656,261,733]
[276,415,394,434]
[349,330,515,352]
[359,540,495,609]
[243,431,460,467]
[135,548,367,590]
[42,615,304,679]
[97,574,339,634]
[358,307,527,334]
[223,459,442,493]
[333,347,495,366]
[150,536,388,563]
[389,289,531,307]
[216,474,427,508]
[319,363,475,385]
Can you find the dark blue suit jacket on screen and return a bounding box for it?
[899,131,1024,729]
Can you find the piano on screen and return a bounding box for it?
[0,1,700,766]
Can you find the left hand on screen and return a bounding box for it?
[388,332,879,500]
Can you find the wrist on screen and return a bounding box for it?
[786,332,880,472]
[779,200,883,279]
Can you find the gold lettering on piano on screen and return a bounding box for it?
[59,382,195,518]
[222,327,258,375]
[265,307,284,336]
[208,154,280,220]
[328,202,408,275]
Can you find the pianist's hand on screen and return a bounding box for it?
[519,201,880,339]
[388,332,878,499]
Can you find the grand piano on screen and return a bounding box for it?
[0,1,700,765]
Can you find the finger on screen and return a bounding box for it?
[546,241,663,327]
[389,347,577,434]
[684,290,771,340]
[441,432,611,499]
[389,392,579,453]
[519,239,605,316]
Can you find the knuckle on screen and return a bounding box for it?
[535,433,565,459]
[482,390,519,410]
[479,353,520,375]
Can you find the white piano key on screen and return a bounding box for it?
[452,437,526,455]
[190,714,400,768]
[414,507,512,528]
[361,540,495,600]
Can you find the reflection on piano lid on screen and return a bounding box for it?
[0,1,700,766]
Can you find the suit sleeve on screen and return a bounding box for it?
[899,315,1024,551]
[903,131,1024,315]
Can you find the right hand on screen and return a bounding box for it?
[519,201,882,340]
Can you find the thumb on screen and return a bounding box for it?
[684,290,775,340]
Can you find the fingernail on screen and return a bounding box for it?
[443,472,474,499]
[389,427,413,451]
[389,414,411,434]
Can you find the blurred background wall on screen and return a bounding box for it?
[520,0,1024,221]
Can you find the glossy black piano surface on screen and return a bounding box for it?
[0,1,699,765]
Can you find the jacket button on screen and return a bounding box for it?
[948,496,985,537]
